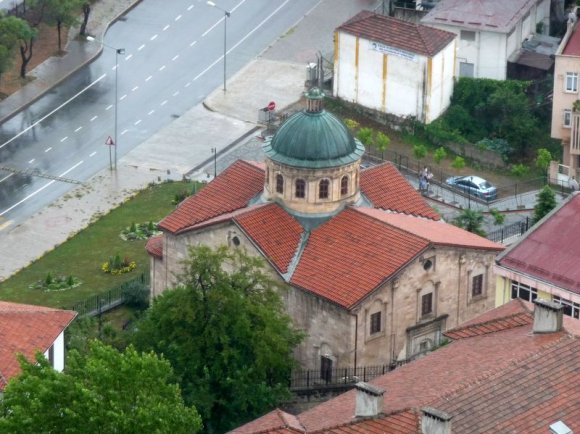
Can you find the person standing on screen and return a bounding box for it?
[570,176,579,191]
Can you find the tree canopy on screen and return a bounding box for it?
[0,341,202,434]
[133,245,303,433]
[533,185,557,224]
[453,208,486,237]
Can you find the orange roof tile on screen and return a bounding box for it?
[360,163,440,220]
[235,204,303,274]
[290,209,428,308]
[145,235,163,259]
[0,302,76,390]
[231,409,304,434]
[159,160,264,234]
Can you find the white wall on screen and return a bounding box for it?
[43,331,65,372]
[427,41,456,123]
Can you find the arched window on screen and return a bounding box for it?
[295,179,306,198]
[340,176,349,196]
[319,179,329,199]
[276,174,284,194]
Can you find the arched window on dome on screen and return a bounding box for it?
[319,179,329,199]
[276,174,284,194]
[340,176,349,196]
[295,179,306,199]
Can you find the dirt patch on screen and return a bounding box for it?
[0,23,68,98]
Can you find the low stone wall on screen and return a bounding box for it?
[444,141,507,169]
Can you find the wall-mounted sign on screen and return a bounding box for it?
[370,41,417,62]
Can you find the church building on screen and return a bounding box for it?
[147,89,503,369]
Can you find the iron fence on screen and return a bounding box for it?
[486,218,530,244]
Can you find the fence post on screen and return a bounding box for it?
[344,368,348,384]
[501,229,504,243]
[363,366,367,382]
[306,370,310,389]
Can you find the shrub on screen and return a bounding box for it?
[490,208,505,226]
[476,138,511,162]
[535,148,552,173]
[433,147,447,165]
[344,118,360,131]
[102,254,137,275]
[30,274,82,291]
[451,156,465,170]
[413,144,427,160]
[122,277,150,310]
[357,127,374,146]
[510,163,529,177]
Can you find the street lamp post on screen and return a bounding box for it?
[211,147,217,178]
[206,1,230,92]
[86,36,125,170]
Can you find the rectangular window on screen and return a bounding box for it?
[48,345,54,367]
[460,30,476,41]
[472,274,483,297]
[565,72,578,92]
[553,296,580,319]
[564,109,572,128]
[421,293,433,316]
[370,311,381,334]
[510,281,538,302]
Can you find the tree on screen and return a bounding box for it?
[533,185,556,224]
[535,148,552,180]
[453,208,486,237]
[0,15,36,79]
[79,1,91,36]
[357,127,374,147]
[133,246,303,434]
[43,0,84,52]
[451,156,465,170]
[489,208,505,226]
[375,131,390,159]
[413,143,427,161]
[433,146,447,165]
[0,341,202,434]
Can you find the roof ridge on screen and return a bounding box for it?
[307,408,418,433]
[278,409,306,433]
[445,311,532,338]
[282,230,310,282]
[353,207,434,245]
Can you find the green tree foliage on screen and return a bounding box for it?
[413,143,427,161]
[344,118,359,131]
[535,148,552,173]
[489,208,505,226]
[0,341,202,434]
[375,131,390,158]
[0,15,36,78]
[510,163,529,177]
[433,147,447,165]
[133,246,303,433]
[43,0,84,52]
[357,127,374,146]
[453,209,486,237]
[451,156,465,170]
[533,185,556,224]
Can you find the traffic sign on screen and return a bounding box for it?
[267,101,276,111]
[105,136,115,146]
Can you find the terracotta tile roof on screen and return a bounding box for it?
[422,0,536,34]
[563,22,580,56]
[159,160,264,234]
[337,11,455,57]
[290,208,428,308]
[360,163,440,220]
[0,302,77,390]
[235,204,303,274]
[358,208,503,251]
[497,193,580,295]
[444,311,532,340]
[145,235,163,259]
[231,409,304,434]
[455,298,531,328]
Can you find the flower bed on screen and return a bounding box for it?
[102,254,137,275]
[29,273,82,292]
[120,221,161,241]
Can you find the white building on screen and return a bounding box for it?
[421,0,551,80]
[333,11,456,124]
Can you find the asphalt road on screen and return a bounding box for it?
[0,0,315,226]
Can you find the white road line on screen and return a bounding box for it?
[148,110,155,115]
[89,151,97,157]
[163,24,170,31]
[159,65,166,71]
[0,74,106,151]
[134,119,142,126]
[106,104,113,110]
[185,82,191,88]
[150,34,158,41]
[60,136,69,142]
[120,94,127,101]
[161,100,168,106]
[0,173,14,183]
[121,129,128,135]
[145,75,152,82]
[125,54,133,61]
[172,54,179,61]
[45,147,52,152]
[75,126,83,132]
[138,44,145,51]
[190,40,197,47]
[187,5,193,11]
[90,115,98,121]
[0,161,84,217]
[28,159,35,164]
[132,86,139,92]
[172,91,179,97]
[112,65,118,71]
[201,0,246,37]
[175,14,182,21]
[195,0,288,82]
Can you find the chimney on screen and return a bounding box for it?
[354,382,384,418]
[421,407,452,434]
[533,299,564,334]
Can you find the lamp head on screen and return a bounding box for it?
[207,1,216,6]
[86,36,96,42]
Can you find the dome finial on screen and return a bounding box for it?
[305,87,325,113]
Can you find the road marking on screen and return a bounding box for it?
[190,40,197,47]
[163,24,170,31]
[134,119,142,126]
[28,159,35,164]
[45,147,52,152]
[112,65,118,71]
[187,5,193,11]
[145,75,152,82]
[125,54,133,61]
[132,86,139,92]
[195,0,288,82]
[202,0,246,37]
[120,94,127,101]
[138,44,145,51]
[0,173,14,183]
[0,74,106,151]
[75,126,83,132]
[185,82,191,88]
[173,91,179,97]
[150,34,158,41]
[106,104,113,110]
[121,129,128,135]
[90,115,98,121]
[172,54,179,61]
[159,65,166,71]
[89,151,97,157]
[0,161,84,217]
[148,109,155,115]
[175,14,182,21]
[0,220,13,231]
[161,100,168,106]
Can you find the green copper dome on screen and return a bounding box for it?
[263,90,364,169]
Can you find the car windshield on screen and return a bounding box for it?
[480,181,492,189]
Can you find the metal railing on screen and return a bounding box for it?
[486,218,530,244]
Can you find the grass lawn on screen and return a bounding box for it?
[0,181,197,309]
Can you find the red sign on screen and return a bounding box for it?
[267,101,276,111]
[105,136,115,146]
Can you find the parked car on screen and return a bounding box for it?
[445,175,497,201]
